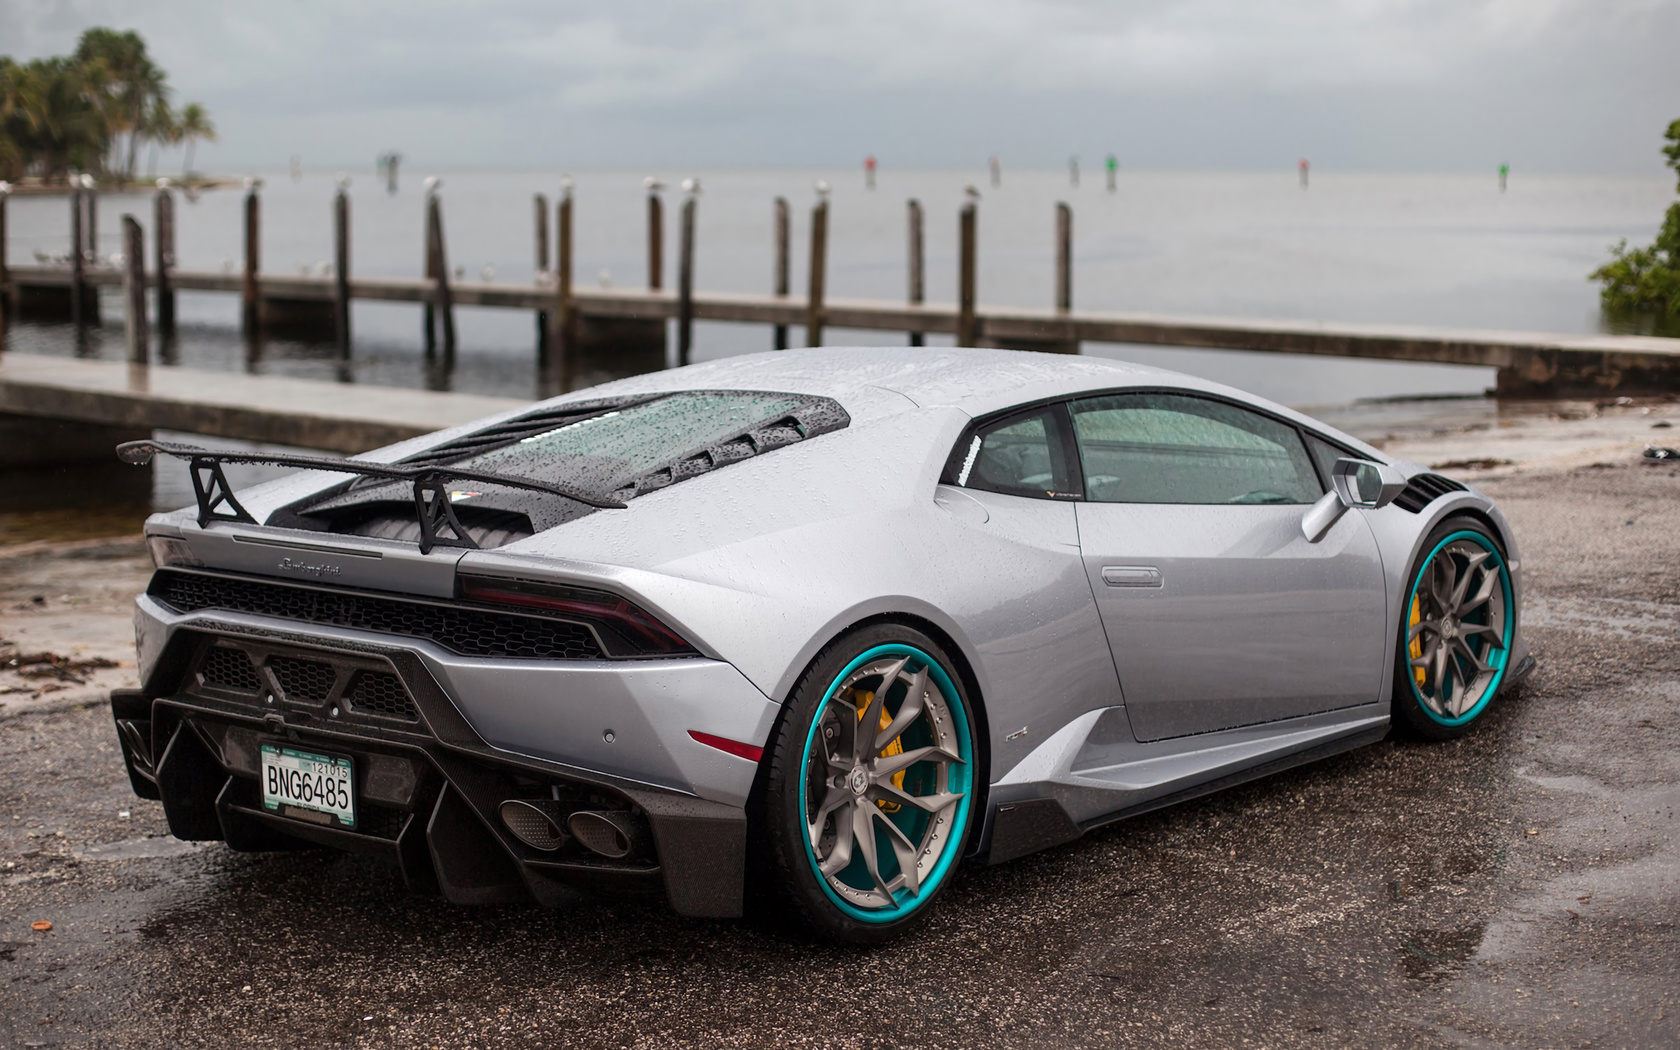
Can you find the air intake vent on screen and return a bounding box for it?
[200,646,260,691]
[1392,473,1468,513]
[400,396,648,468]
[269,656,336,703]
[345,670,418,722]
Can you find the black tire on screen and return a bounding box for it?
[1391,514,1515,741]
[754,622,980,945]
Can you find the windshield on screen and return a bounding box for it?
[459,391,805,494]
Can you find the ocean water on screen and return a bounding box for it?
[3,167,1671,412]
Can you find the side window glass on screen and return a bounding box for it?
[955,408,1075,500]
[1069,393,1321,505]
[1304,432,1355,490]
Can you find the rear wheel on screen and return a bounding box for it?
[759,624,977,943]
[1392,516,1514,740]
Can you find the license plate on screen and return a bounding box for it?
[260,744,356,829]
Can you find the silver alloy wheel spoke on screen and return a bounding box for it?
[809,782,854,844]
[850,801,892,897]
[873,743,962,779]
[875,666,928,754]
[872,781,962,814]
[881,824,923,897]
[852,657,906,763]
[818,813,856,876]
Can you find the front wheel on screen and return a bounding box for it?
[758,624,978,943]
[1392,516,1515,740]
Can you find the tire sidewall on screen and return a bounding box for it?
[1392,514,1513,741]
[757,622,979,944]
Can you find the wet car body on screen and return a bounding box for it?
[113,347,1531,921]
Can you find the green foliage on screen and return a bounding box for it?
[1664,118,1680,190]
[0,28,213,183]
[1593,120,1680,330]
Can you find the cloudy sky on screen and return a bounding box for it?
[6,0,1678,174]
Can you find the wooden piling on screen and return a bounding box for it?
[154,188,175,333]
[677,193,696,366]
[772,197,790,350]
[0,188,9,336]
[69,189,85,326]
[122,215,148,364]
[84,188,98,265]
[807,196,829,347]
[648,190,664,291]
[1055,202,1071,313]
[333,186,351,356]
[907,199,925,346]
[533,193,550,354]
[533,193,550,278]
[958,201,977,347]
[242,187,260,335]
[554,188,575,365]
[425,193,456,361]
[423,199,437,356]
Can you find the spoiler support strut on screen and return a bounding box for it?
[118,439,625,554]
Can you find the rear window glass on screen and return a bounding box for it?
[460,391,806,494]
[956,407,1077,500]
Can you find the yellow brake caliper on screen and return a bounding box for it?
[1408,594,1426,688]
[853,689,905,813]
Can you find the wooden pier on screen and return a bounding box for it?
[2,183,1678,399]
[8,261,1679,397]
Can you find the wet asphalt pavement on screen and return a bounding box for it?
[2,461,1677,1049]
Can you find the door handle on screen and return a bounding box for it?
[1101,565,1162,588]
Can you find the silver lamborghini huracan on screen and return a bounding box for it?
[112,347,1531,942]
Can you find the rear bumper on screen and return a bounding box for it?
[118,595,781,918]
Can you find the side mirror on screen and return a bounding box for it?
[1301,458,1408,542]
[1330,457,1408,510]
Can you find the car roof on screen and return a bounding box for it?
[560,346,1187,417]
[556,347,1378,450]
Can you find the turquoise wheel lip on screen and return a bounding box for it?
[1407,529,1514,727]
[798,643,975,924]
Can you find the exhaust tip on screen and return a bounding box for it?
[567,810,639,859]
[499,800,565,851]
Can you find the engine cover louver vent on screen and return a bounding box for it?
[1392,473,1467,513]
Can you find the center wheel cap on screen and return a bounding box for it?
[848,766,869,795]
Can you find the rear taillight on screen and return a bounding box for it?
[457,574,694,657]
[147,536,202,569]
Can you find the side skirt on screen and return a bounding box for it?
[983,721,1389,866]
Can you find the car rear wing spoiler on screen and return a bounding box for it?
[116,439,624,554]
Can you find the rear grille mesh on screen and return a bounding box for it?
[346,670,418,722]
[270,656,336,703]
[1393,473,1468,513]
[357,805,409,840]
[200,646,261,691]
[152,570,603,660]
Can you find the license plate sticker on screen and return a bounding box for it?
[260,744,356,828]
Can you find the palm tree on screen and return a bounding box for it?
[178,102,215,178]
[142,95,177,179]
[73,28,167,180]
